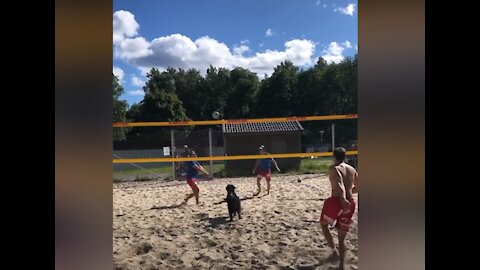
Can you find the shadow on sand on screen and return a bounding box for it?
[207,217,230,228]
[212,193,268,205]
[149,203,185,210]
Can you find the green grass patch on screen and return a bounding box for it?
[285,157,332,175]
[113,166,171,176]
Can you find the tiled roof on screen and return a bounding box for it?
[223,121,304,133]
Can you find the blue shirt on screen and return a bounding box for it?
[185,161,200,178]
[259,158,271,170]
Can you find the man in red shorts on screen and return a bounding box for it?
[252,145,280,195]
[320,147,358,270]
[183,150,210,205]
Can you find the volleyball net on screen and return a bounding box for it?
[113,114,357,181]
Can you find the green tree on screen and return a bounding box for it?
[204,66,232,119]
[126,102,141,122]
[174,68,208,120]
[254,61,298,117]
[224,67,259,118]
[123,68,190,147]
[139,68,189,122]
[113,74,128,141]
[335,55,357,114]
[120,56,357,144]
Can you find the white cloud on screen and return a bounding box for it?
[321,41,350,63]
[342,40,352,48]
[335,4,356,16]
[240,39,249,44]
[119,34,315,77]
[265,28,274,37]
[233,45,250,56]
[259,42,265,47]
[137,66,153,75]
[131,75,145,87]
[113,66,124,81]
[322,42,343,63]
[115,37,152,59]
[127,90,145,96]
[234,39,316,76]
[315,0,321,6]
[355,45,358,50]
[113,11,317,77]
[323,4,327,8]
[113,10,139,44]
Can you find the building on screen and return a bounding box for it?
[222,121,304,176]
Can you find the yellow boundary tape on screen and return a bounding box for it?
[113,151,358,163]
[113,114,358,127]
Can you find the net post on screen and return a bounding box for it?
[209,128,213,175]
[171,129,175,181]
[331,123,335,150]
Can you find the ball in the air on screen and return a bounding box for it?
[212,111,220,119]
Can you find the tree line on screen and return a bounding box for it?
[113,55,357,144]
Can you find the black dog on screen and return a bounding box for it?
[225,184,241,221]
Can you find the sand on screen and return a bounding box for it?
[113,174,358,270]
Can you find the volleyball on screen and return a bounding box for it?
[212,111,220,119]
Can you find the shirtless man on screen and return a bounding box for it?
[320,147,358,270]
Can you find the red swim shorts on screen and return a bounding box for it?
[186,177,198,189]
[257,169,272,180]
[320,197,356,232]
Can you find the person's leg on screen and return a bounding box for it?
[337,229,348,270]
[320,198,341,260]
[184,179,196,203]
[336,199,355,269]
[193,184,200,204]
[266,175,271,194]
[321,223,338,259]
[255,176,262,195]
[184,192,194,202]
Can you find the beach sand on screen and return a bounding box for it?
[113,174,358,270]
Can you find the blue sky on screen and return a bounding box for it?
[113,0,358,106]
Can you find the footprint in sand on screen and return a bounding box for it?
[136,242,153,255]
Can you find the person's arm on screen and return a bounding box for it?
[352,172,358,194]
[270,157,281,172]
[194,162,210,176]
[252,160,259,174]
[329,166,350,210]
